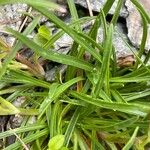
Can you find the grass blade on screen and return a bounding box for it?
[122,126,139,150]
[0,16,41,79]
[32,6,102,63]
[94,24,113,97]
[7,28,94,72]
[70,92,150,116]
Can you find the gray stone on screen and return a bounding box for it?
[74,0,128,17]
[98,23,135,58]
[45,65,67,81]
[54,33,73,54]
[125,0,150,51]
[0,4,28,46]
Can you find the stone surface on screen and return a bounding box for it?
[98,23,135,58]
[74,0,128,17]
[54,33,73,54]
[45,22,135,81]
[0,4,28,46]
[0,4,27,30]
[125,0,150,51]
[45,65,67,81]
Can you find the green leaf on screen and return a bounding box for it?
[0,123,46,139]
[34,25,52,47]
[32,6,102,63]
[38,25,51,40]
[2,69,51,88]
[0,38,10,51]
[0,16,41,79]
[122,126,139,150]
[48,135,65,150]
[0,96,20,115]
[131,0,150,23]
[70,92,150,116]
[34,34,48,47]
[64,107,81,146]
[0,95,38,116]
[7,28,93,72]
[94,24,113,96]
[0,0,63,12]
[4,128,48,150]
[39,77,84,119]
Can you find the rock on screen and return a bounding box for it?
[6,115,24,146]
[54,33,73,54]
[45,21,135,81]
[45,65,67,81]
[0,4,27,31]
[0,4,28,46]
[74,0,128,18]
[0,3,68,47]
[13,96,26,107]
[97,23,135,58]
[125,0,150,51]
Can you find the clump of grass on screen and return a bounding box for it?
[0,0,150,149]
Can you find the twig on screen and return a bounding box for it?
[18,7,32,32]
[9,127,29,150]
[85,0,93,17]
[12,7,32,46]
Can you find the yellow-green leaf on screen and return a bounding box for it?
[0,97,20,115]
[48,135,65,150]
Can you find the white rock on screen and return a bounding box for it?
[74,0,128,17]
[125,0,150,51]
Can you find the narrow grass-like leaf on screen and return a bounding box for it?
[134,10,148,68]
[0,85,28,95]
[2,69,51,88]
[39,77,84,118]
[0,96,20,115]
[32,6,102,63]
[70,92,150,116]
[78,32,103,53]
[102,0,115,16]
[122,126,139,150]
[7,28,93,72]
[131,0,150,23]
[99,90,112,102]
[94,24,113,97]
[111,0,124,25]
[4,129,48,150]
[0,16,41,79]
[39,83,59,118]
[0,124,46,139]
[50,102,60,138]
[44,16,96,49]
[137,11,148,58]
[88,11,101,42]
[54,77,84,100]
[100,9,107,40]
[64,107,81,147]
[110,76,150,82]
[100,10,110,96]
[67,0,80,30]
[125,90,150,101]
[82,117,138,131]
[0,0,63,11]
[111,90,127,103]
